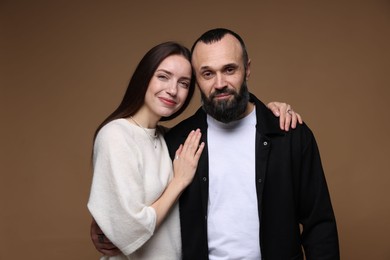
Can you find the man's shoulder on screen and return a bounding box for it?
[166,108,207,137]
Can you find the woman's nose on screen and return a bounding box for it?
[166,82,178,96]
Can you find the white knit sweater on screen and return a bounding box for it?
[88,119,181,259]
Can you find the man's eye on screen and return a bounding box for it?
[203,72,212,79]
[225,67,235,74]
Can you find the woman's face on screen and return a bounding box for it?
[143,54,192,119]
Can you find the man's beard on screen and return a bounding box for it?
[201,81,250,123]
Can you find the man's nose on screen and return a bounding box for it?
[214,73,227,90]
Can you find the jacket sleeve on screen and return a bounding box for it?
[87,124,156,255]
[297,125,340,260]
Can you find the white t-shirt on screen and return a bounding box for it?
[88,119,181,259]
[207,108,261,260]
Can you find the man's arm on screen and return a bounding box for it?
[90,218,121,256]
[297,126,340,259]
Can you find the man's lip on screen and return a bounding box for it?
[159,97,177,106]
[213,93,231,100]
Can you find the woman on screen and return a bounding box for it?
[88,42,205,260]
[88,42,302,259]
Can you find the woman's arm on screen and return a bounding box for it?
[151,129,204,228]
[88,126,204,255]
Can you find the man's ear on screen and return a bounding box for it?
[245,59,251,80]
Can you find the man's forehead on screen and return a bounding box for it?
[192,35,243,68]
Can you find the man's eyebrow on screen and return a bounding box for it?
[223,63,239,68]
[199,63,239,72]
[199,66,211,72]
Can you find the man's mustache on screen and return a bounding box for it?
[210,88,237,100]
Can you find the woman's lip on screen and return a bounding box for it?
[159,97,177,106]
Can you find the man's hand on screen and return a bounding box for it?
[90,218,121,256]
[267,102,303,131]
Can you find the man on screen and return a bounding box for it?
[167,28,338,259]
[92,28,339,259]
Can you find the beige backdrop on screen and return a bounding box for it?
[1,0,389,259]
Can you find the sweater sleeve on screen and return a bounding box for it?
[87,123,157,255]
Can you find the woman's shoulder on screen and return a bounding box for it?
[96,119,136,143]
[100,118,133,132]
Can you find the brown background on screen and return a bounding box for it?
[1,0,389,259]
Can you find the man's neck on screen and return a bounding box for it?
[239,102,255,119]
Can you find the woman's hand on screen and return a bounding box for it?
[172,129,205,188]
[267,101,303,131]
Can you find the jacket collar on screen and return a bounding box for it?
[250,93,286,136]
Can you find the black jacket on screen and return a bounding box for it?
[165,94,339,260]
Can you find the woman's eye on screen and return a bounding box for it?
[179,81,189,88]
[157,75,168,80]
